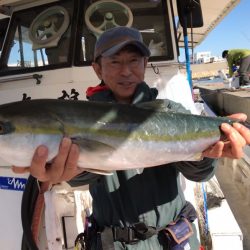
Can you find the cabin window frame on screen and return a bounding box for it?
[75,0,175,66]
[0,0,176,77]
[0,0,77,77]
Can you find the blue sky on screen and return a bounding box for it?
[180,0,250,61]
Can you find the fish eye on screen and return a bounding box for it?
[0,121,14,134]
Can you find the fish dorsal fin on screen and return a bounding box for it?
[134,99,171,112]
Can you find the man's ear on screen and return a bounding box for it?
[92,62,102,80]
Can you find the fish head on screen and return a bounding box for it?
[0,101,63,167]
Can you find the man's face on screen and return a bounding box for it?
[92,50,148,103]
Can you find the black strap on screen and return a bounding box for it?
[113,227,137,244]
[132,222,160,240]
[112,222,161,244]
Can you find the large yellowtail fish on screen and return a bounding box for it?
[0,99,242,174]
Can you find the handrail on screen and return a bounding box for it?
[0,74,43,85]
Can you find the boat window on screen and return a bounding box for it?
[0,18,10,51]
[0,0,75,76]
[76,0,174,64]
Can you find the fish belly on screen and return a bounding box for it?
[77,136,219,171]
[0,134,62,166]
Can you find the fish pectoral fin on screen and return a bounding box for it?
[71,137,115,154]
[194,152,203,161]
[134,99,172,112]
[83,168,113,176]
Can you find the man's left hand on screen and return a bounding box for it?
[202,113,250,159]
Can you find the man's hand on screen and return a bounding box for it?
[12,138,84,184]
[202,113,250,159]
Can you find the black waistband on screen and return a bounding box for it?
[99,222,162,250]
[81,201,197,249]
[112,222,161,243]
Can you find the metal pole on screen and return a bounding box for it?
[182,11,193,94]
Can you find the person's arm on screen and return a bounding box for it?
[176,158,216,182]
[227,55,234,76]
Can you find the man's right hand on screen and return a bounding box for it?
[12,138,83,184]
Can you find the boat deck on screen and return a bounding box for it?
[216,154,250,250]
[196,83,250,249]
[197,83,250,123]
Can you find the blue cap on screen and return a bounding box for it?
[94,26,150,61]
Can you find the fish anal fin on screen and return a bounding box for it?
[83,168,113,176]
[194,152,203,161]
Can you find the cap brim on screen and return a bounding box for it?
[102,40,151,58]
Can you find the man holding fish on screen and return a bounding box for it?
[13,27,250,250]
